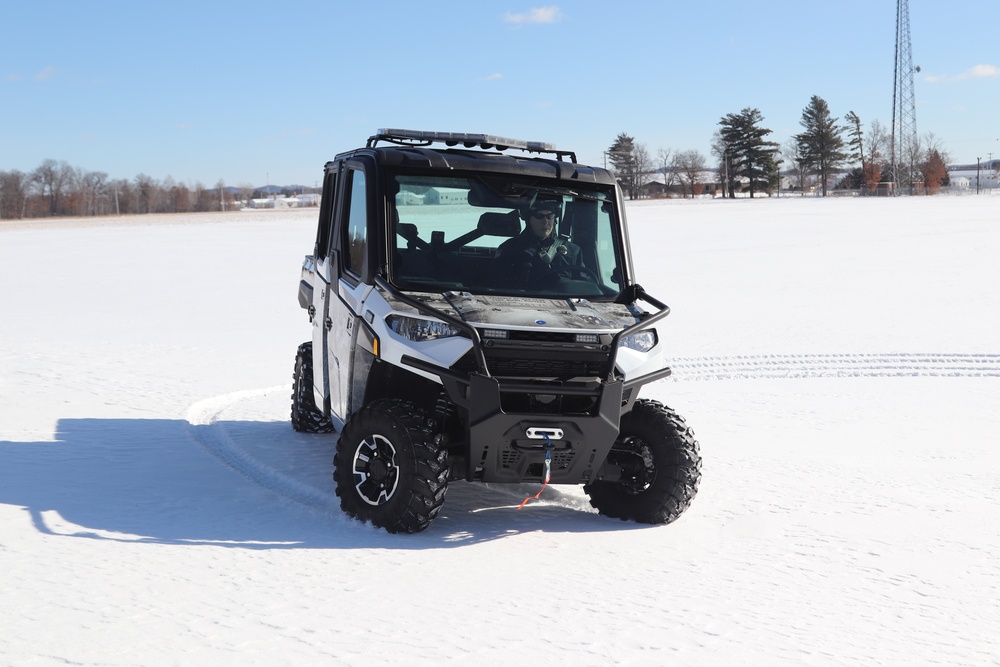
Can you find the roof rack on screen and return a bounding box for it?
[368,128,577,163]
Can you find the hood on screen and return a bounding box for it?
[386,290,639,331]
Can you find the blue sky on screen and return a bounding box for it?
[3,1,998,187]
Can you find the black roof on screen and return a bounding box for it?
[327,145,616,186]
[324,129,616,186]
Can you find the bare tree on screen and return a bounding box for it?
[781,139,809,194]
[710,131,730,198]
[77,170,109,216]
[134,174,158,214]
[633,143,652,198]
[674,150,708,198]
[189,181,210,212]
[656,148,677,196]
[922,132,951,167]
[31,159,76,216]
[238,182,256,208]
[863,120,888,192]
[111,178,132,214]
[168,181,192,213]
[0,170,29,219]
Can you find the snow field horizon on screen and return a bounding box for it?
[1,195,998,664]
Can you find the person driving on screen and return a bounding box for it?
[496,193,582,286]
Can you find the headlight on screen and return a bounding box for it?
[619,329,657,352]
[386,314,462,341]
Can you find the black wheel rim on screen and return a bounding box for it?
[351,434,400,506]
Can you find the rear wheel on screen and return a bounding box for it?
[334,399,449,533]
[290,342,333,433]
[585,399,701,524]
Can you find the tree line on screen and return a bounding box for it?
[607,94,951,199]
[0,160,314,220]
[5,99,953,219]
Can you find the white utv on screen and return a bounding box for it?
[292,129,701,533]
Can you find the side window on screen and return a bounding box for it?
[596,202,622,288]
[314,171,337,257]
[343,169,368,277]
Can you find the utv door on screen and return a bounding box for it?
[308,168,338,425]
[324,160,375,422]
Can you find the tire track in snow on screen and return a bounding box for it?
[668,352,1000,382]
[185,353,998,511]
[185,387,342,515]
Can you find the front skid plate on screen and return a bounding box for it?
[460,374,624,483]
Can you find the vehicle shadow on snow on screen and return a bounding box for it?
[0,418,647,551]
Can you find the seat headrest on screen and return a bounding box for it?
[397,222,419,240]
[477,210,521,237]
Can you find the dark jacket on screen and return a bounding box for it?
[496,230,582,286]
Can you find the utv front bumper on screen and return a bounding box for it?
[450,372,624,483]
[381,279,673,484]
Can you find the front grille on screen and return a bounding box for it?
[452,345,609,380]
[453,328,615,380]
[489,355,606,378]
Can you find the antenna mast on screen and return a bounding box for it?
[891,0,919,194]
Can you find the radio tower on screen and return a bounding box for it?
[891,0,920,194]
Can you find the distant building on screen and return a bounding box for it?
[638,171,719,198]
[247,193,321,209]
[423,187,467,205]
[948,168,998,191]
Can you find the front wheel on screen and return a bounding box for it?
[585,399,701,524]
[333,399,449,533]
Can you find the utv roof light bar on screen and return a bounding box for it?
[368,128,577,163]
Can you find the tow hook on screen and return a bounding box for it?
[526,427,564,440]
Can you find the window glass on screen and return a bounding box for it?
[390,173,623,299]
[314,171,336,257]
[344,170,367,275]
[594,200,620,286]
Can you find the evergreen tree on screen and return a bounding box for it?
[795,96,848,196]
[844,111,864,168]
[717,108,780,198]
[607,133,639,199]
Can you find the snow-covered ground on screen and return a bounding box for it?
[2,196,998,665]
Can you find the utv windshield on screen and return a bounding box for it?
[388,173,625,299]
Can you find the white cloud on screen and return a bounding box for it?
[925,64,999,83]
[959,64,999,80]
[504,6,564,25]
[34,65,56,82]
[480,73,504,81]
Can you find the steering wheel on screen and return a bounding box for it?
[557,265,602,284]
[528,263,602,289]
